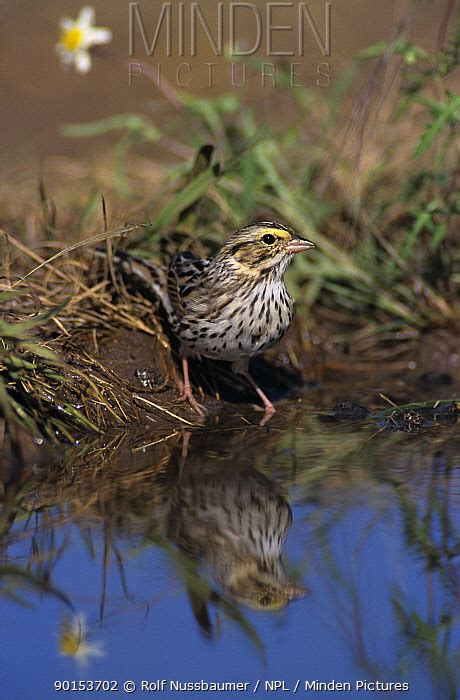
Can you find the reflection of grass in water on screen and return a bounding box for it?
[391,454,460,699]
[392,595,459,700]
[0,416,458,679]
[0,564,72,609]
[285,420,460,696]
[157,539,267,666]
[0,428,280,663]
[0,467,73,608]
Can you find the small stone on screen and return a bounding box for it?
[432,402,457,425]
[331,401,370,421]
[419,372,453,387]
[135,368,164,388]
[384,409,423,433]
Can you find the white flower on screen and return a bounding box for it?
[56,6,112,74]
[59,613,106,666]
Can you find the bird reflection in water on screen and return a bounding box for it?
[167,432,307,624]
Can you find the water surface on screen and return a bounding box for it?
[1,401,459,699]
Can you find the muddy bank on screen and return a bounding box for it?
[60,313,460,426]
[1,304,459,457]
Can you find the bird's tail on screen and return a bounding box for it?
[94,246,174,318]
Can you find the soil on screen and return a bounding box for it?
[62,317,459,431]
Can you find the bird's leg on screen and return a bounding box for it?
[241,371,276,422]
[181,357,206,417]
[180,430,192,467]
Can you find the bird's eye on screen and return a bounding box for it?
[259,596,271,606]
[262,234,276,245]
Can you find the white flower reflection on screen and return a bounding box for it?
[59,613,105,666]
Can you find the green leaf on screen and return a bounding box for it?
[151,168,219,231]
[0,299,68,336]
[415,113,450,159]
[61,115,160,142]
[77,191,101,234]
[414,95,460,158]
[0,289,30,302]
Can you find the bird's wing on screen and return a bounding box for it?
[94,247,172,313]
[167,252,211,317]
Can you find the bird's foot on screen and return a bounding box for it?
[258,405,276,426]
[180,384,207,419]
[180,356,206,419]
[241,371,276,425]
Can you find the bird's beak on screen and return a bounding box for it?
[284,584,310,600]
[286,237,315,254]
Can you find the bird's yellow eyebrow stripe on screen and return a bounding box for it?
[257,227,291,239]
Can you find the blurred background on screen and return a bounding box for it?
[1,0,457,164]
